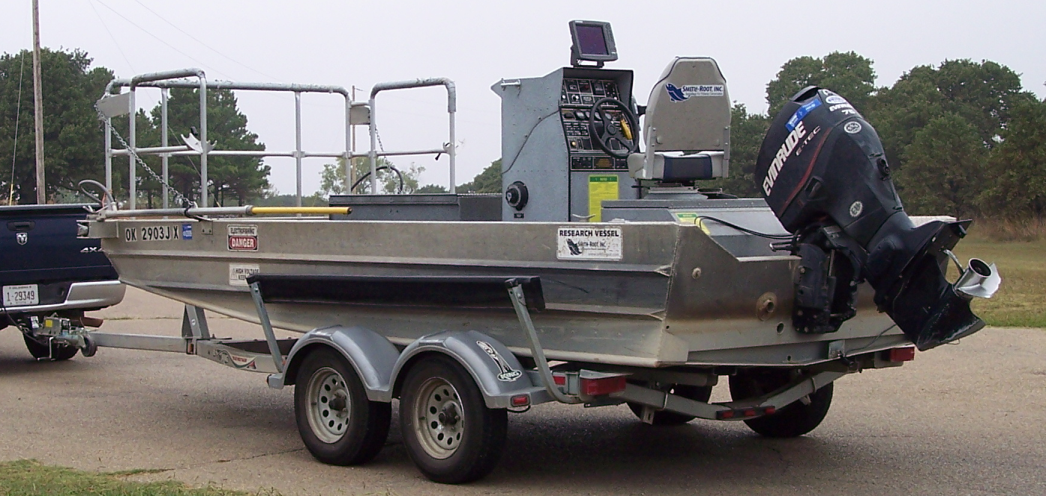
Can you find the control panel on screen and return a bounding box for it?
[491,21,638,223]
[560,78,630,171]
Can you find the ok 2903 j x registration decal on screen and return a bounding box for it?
[122,224,182,243]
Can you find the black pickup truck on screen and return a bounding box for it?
[1,204,124,360]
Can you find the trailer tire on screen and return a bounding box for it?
[295,348,391,466]
[729,369,833,438]
[399,355,507,484]
[23,335,78,361]
[627,384,713,425]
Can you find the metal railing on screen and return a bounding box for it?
[99,69,458,209]
[368,78,457,194]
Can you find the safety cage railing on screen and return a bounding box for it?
[96,69,458,209]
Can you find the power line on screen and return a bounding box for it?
[131,0,284,82]
[8,51,26,204]
[91,0,233,80]
[87,0,136,75]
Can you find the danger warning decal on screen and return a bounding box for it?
[227,225,258,251]
[556,226,622,261]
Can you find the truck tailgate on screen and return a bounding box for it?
[0,204,118,299]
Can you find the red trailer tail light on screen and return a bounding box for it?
[510,394,530,407]
[580,375,627,396]
[888,346,917,362]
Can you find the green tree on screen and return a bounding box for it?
[698,104,769,198]
[318,157,424,195]
[417,184,449,193]
[979,99,1046,216]
[765,51,877,116]
[893,114,986,217]
[869,59,1038,217]
[0,49,114,204]
[457,159,501,193]
[871,59,1035,167]
[145,88,270,206]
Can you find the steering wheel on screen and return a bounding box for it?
[587,97,639,159]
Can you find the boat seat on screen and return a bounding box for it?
[627,57,732,182]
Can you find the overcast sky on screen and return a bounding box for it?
[3,0,1044,196]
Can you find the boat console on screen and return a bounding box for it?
[493,20,732,223]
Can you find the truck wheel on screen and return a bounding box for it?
[728,369,833,438]
[399,355,507,484]
[294,348,390,465]
[627,384,713,425]
[23,335,78,361]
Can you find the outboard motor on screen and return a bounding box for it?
[756,86,1000,350]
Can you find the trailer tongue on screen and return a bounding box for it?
[81,20,999,484]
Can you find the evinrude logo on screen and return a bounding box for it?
[476,340,522,382]
[762,121,807,196]
[666,83,724,102]
[16,232,27,245]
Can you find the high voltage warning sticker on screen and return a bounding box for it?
[228,263,260,286]
[556,226,622,261]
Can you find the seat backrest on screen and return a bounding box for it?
[643,57,731,154]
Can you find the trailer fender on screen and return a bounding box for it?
[389,330,538,409]
[273,325,399,402]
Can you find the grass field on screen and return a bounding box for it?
[950,232,1045,328]
[0,460,264,496]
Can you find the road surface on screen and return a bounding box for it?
[1,288,1043,495]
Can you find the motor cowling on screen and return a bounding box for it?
[756,86,998,350]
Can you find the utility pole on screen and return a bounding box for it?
[32,0,46,204]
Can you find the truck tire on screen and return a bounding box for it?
[627,384,713,425]
[728,369,833,438]
[294,348,391,466]
[399,355,507,484]
[23,335,79,361]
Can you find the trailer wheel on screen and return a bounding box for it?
[627,384,713,425]
[295,348,390,465]
[728,369,833,438]
[23,335,78,361]
[400,355,507,484]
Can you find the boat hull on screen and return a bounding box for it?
[90,218,906,367]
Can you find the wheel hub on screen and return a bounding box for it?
[438,403,460,426]
[413,377,464,459]
[305,367,351,444]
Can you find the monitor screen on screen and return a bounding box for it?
[575,25,609,56]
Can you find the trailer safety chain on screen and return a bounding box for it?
[94,104,197,210]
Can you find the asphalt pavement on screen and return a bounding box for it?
[1,288,1044,495]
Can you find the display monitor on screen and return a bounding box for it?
[569,20,618,67]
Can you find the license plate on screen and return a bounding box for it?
[3,284,39,307]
